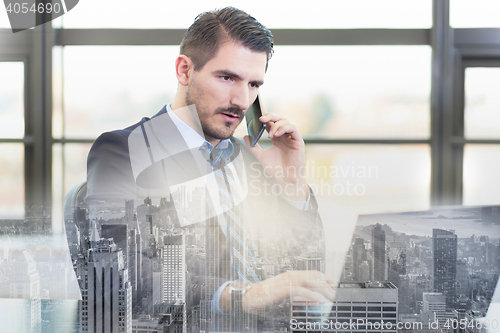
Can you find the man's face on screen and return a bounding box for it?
[185,42,267,143]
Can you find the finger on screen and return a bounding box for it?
[260,112,284,123]
[269,124,300,141]
[327,279,338,288]
[267,119,291,137]
[243,135,265,157]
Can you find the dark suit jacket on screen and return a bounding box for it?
[85,105,325,329]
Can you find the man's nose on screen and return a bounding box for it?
[230,83,250,111]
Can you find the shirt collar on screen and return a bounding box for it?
[166,104,234,160]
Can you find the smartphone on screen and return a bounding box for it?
[245,94,266,147]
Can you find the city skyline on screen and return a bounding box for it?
[1,202,499,332]
[357,206,500,238]
[344,209,499,324]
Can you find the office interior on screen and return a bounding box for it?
[0,0,500,331]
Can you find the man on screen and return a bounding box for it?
[85,7,334,332]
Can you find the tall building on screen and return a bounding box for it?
[398,311,440,333]
[372,224,387,281]
[423,292,446,327]
[200,219,228,333]
[129,228,139,309]
[388,242,407,275]
[125,200,134,224]
[134,221,143,311]
[388,241,407,288]
[432,229,457,307]
[141,234,157,314]
[101,221,143,313]
[154,302,186,333]
[485,242,497,266]
[359,261,370,281]
[456,259,469,296]
[199,218,258,333]
[4,251,42,333]
[161,235,185,303]
[160,234,187,333]
[291,281,398,333]
[80,223,132,333]
[481,206,500,223]
[352,237,368,281]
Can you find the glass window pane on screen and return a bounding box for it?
[61,46,177,139]
[0,62,24,138]
[52,143,63,234]
[0,144,24,218]
[306,144,430,275]
[63,143,92,202]
[53,47,64,139]
[57,0,431,29]
[463,145,500,206]
[0,6,10,28]
[61,46,430,140]
[262,46,431,139]
[52,143,92,233]
[464,68,500,139]
[451,0,500,28]
[305,144,430,216]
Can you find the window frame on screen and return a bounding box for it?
[0,27,53,222]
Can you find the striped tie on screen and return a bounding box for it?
[200,141,261,283]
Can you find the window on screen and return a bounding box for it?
[0,62,25,218]
[51,44,432,231]
[2,1,500,330]
[264,46,431,139]
[450,0,500,28]
[464,68,500,139]
[0,7,10,28]
[463,145,500,205]
[53,0,432,29]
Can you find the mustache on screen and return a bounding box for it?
[216,107,244,119]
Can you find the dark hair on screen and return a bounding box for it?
[180,7,274,71]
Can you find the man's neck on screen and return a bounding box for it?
[170,102,205,138]
[205,136,221,147]
[170,102,221,147]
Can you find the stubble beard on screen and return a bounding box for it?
[185,82,243,142]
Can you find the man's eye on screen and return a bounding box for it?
[250,83,260,88]
[221,76,232,81]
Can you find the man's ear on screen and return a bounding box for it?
[175,55,193,86]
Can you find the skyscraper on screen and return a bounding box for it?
[125,200,134,224]
[161,235,186,303]
[352,237,368,281]
[432,229,457,308]
[388,241,407,288]
[372,224,386,281]
[456,259,469,296]
[129,228,139,308]
[80,223,132,333]
[291,281,398,333]
[201,219,229,332]
[423,292,446,327]
[5,251,42,333]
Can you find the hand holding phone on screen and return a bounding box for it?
[245,94,266,147]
